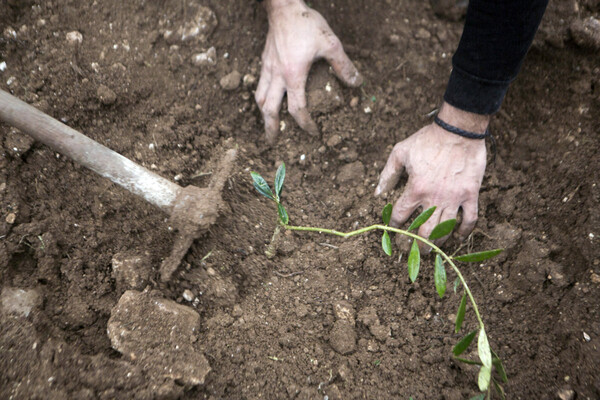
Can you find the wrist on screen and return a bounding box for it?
[437,102,490,135]
[264,0,304,14]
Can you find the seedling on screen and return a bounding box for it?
[252,164,507,397]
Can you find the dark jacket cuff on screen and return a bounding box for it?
[443,66,511,115]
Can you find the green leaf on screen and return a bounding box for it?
[478,364,491,392]
[453,330,478,356]
[408,239,420,282]
[478,328,492,368]
[275,162,285,199]
[454,249,503,263]
[407,206,436,231]
[493,379,506,400]
[455,292,467,333]
[434,254,446,298]
[491,349,508,383]
[454,356,483,366]
[382,203,393,226]
[277,203,289,225]
[382,231,392,256]
[251,172,275,201]
[469,394,486,400]
[453,277,461,293]
[429,219,457,240]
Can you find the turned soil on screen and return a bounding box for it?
[1,1,599,399]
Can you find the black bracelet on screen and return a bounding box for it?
[433,116,490,139]
[434,115,497,162]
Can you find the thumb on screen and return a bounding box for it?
[375,143,406,196]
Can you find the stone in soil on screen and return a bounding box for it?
[96,84,117,105]
[1,287,41,317]
[191,46,216,67]
[570,17,600,49]
[329,320,356,355]
[219,70,242,91]
[3,128,35,155]
[333,300,355,325]
[107,290,210,387]
[111,252,151,292]
[164,4,217,44]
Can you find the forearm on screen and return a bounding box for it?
[263,0,305,14]
[444,0,549,115]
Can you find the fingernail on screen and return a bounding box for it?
[374,185,381,196]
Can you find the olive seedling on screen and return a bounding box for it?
[252,164,507,397]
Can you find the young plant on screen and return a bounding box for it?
[251,164,507,397]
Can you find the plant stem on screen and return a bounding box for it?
[284,223,485,328]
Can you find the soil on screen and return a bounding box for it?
[1,0,599,399]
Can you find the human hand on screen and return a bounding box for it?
[375,103,489,248]
[256,0,362,144]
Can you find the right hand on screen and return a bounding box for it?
[256,0,363,144]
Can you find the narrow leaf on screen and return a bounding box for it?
[478,328,492,368]
[453,330,478,356]
[491,349,508,383]
[454,249,503,263]
[493,379,506,400]
[407,206,436,231]
[434,254,446,298]
[454,356,482,366]
[429,219,457,240]
[478,364,491,392]
[408,239,420,282]
[277,203,289,225]
[251,172,275,201]
[455,292,467,333]
[382,203,393,226]
[381,231,392,256]
[275,162,285,198]
[453,277,461,293]
[469,394,486,400]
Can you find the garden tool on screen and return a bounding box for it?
[0,89,236,282]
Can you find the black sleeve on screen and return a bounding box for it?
[443,0,549,115]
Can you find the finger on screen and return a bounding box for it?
[255,67,270,108]
[261,76,286,144]
[323,37,363,87]
[417,206,443,252]
[433,207,459,247]
[389,188,420,228]
[286,70,318,136]
[375,143,406,196]
[458,200,478,240]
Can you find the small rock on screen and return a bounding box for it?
[326,134,342,148]
[556,387,575,400]
[369,323,390,342]
[325,384,343,400]
[337,362,353,382]
[591,273,600,284]
[231,304,243,318]
[4,128,35,155]
[1,287,40,317]
[329,320,356,355]
[66,31,83,46]
[366,340,379,352]
[182,289,194,302]
[357,306,380,327]
[97,84,117,105]
[415,27,431,39]
[191,47,217,67]
[349,96,359,108]
[583,332,591,342]
[295,303,309,318]
[107,290,210,386]
[242,74,256,88]
[389,34,401,45]
[111,252,151,292]
[220,70,242,91]
[570,17,600,50]
[336,161,365,184]
[164,5,217,44]
[333,300,355,324]
[430,0,468,21]
[5,213,16,224]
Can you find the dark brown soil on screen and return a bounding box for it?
[1,0,599,399]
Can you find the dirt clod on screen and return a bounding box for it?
[220,70,242,91]
[111,252,150,292]
[96,84,117,105]
[1,287,40,317]
[329,320,357,355]
[107,290,210,387]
